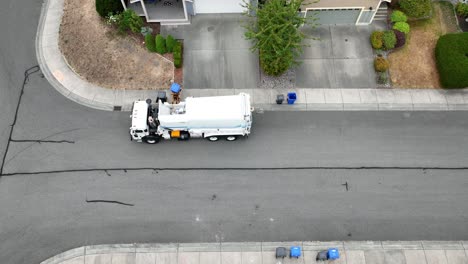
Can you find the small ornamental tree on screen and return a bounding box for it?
[243,0,317,76]
[145,34,156,52]
[370,31,384,49]
[155,34,167,54]
[393,29,406,48]
[374,57,390,72]
[166,35,176,53]
[390,10,408,22]
[393,22,410,34]
[382,30,397,50]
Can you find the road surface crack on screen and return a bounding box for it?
[0,65,40,176]
[86,199,134,206]
[10,139,75,144]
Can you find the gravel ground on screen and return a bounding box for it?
[59,0,174,90]
[259,68,296,89]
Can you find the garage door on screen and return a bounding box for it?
[307,9,361,25]
[195,0,246,13]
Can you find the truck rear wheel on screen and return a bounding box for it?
[143,136,160,144]
[207,136,219,142]
[226,136,238,141]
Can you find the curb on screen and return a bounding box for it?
[36,0,468,112]
[40,241,468,264]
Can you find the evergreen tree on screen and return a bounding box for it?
[243,0,317,76]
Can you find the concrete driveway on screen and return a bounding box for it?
[162,15,259,89]
[296,23,386,88]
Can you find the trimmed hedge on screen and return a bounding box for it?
[96,0,123,18]
[173,41,183,68]
[382,30,397,50]
[370,31,384,49]
[435,33,468,88]
[166,35,176,53]
[391,10,408,22]
[374,57,390,72]
[155,35,167,54]
[393,29,406,48]
[393,22,410,34]
[399,0,431,18]
[145,34,156,52]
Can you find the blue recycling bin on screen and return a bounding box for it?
[287,92,297,104]
[290,246,301,258]
[170,82,181,93]
[327,248,340,260]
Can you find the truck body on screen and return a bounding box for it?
[130,93,253,143]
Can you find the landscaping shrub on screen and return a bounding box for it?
[391,10,408,22]
[370,31,384,49]
[374,57,390,72]
[145,34,156,52]
[173,41,183,68]
[166,35,176,53]
[455,2,468,17]
[393,29,406,48]
[399,0,432,18]
[117,9,143,33]
[377,71,388,85]
[155,35,167,54]
[96,0,123,18]
[435,33,468,88]
[393,22,410,34]
[382,30,397,50]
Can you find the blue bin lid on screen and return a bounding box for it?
[327,248,340,259]
[170,83,181,93]
[290,246,301,257]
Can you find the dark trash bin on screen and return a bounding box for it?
[276,247,287,259]
[276,94,285,104]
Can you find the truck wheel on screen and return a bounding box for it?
[207,136,219,142]
[225,136,237,141]
[143,136,159,144]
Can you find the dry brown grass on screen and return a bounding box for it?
[59,0,174,90]
[388,2,459,88]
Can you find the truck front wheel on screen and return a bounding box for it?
[143,136,160,144]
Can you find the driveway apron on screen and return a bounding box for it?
[162,14,260,89]
[297,22,386,88]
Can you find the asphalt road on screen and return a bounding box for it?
[1,1,468,264]
[1,169,468,264]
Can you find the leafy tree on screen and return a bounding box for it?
[243,0,317,76]
[166,35,176,53]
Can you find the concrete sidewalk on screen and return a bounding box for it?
[36,0,468,112]
[41,241,468,264]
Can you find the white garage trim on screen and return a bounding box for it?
[195,0,246,14]
[304,7,366,25]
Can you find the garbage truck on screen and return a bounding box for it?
[130,93,253,144]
